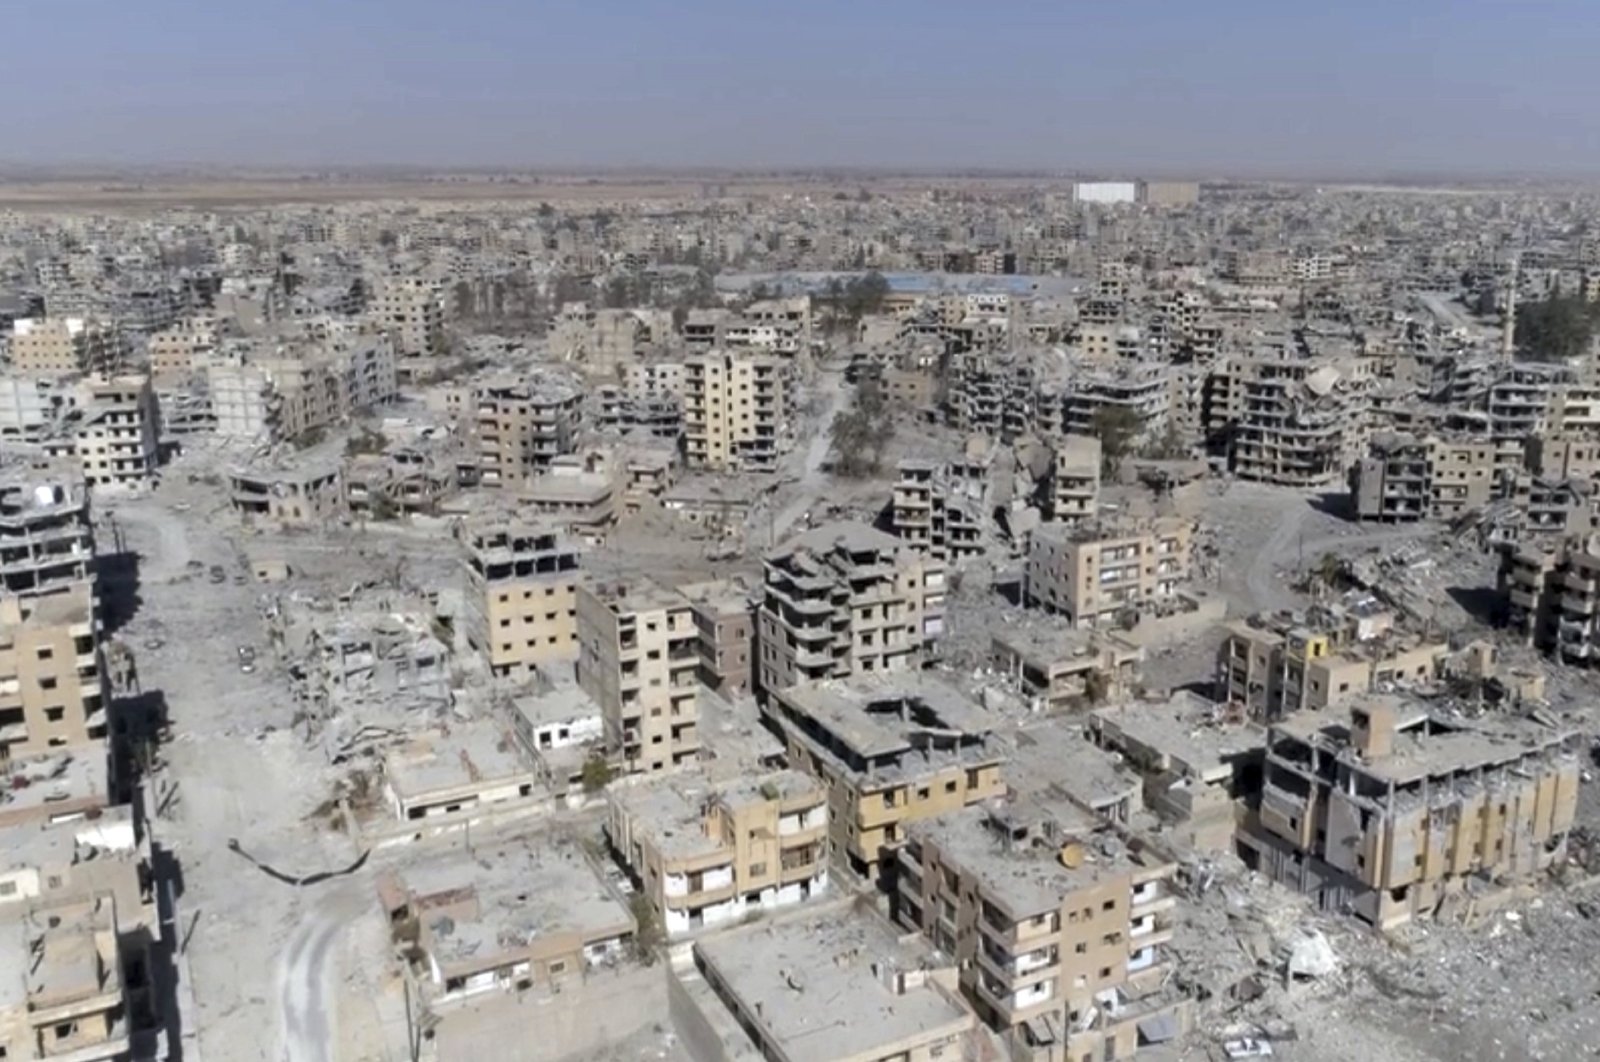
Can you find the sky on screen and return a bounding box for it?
[4,0,1598,177]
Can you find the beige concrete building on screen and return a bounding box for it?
[679,578,755,697]
[1051,434,1101,523]
[1242,695,1581,930]
[9,318,121,377]
[757,522,946,694]
[1351,432,1495,522]
[54,376,160,490]
[1499,533,1600,664]
[897,798,1188,1061]
[674,901,979,1062]
[147,316,225,380]
[472,377,583,488]
[1024,517,1194,629]
[606,769,827,937]
[577,579,700,774]
[459,516,582,679]
[888,459,984,563]
[0,894,131,1061]
[0,584,104,763]
[229,463,345,528]
[1217,606,1446,719]
[764,673,1005,881]
[683,351,788,472]
[375,828,635,1009]
[1527,432,1600,484]
[368,276,444,358]
[990,626,1142,712]
[1090,691,1264,853]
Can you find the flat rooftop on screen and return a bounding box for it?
[777,672,995,761]
[0,750,109,822]
[383,721,535,800]
[1004,724,1140,811]
[694,903,972,1062]
[400,828,633,969]
[910,801,1155,918]
[1093,691,1265,780]
[509,676,600,729]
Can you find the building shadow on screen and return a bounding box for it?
[1446,585,1502,626]
[1307,491,1356,521]
[96,548,144,634]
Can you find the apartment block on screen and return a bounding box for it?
[682,350,788,472]
[1206,352,1370,487]
[0,894,131,1061]
[0,461,94,601]
[679,578,755,697]
[673,902,977,1062]
[473,377,583,488]
[605,768,827,937]
[1051,434,1102,523]
[1499,534,1600,663]
[763,673,1005,880]
[368,276,444,358]
[1351,432,1495,522]
[888,459,984,563]
[459,516,582,679]
[1216,605,1445,719]
[9,318,121,377]
[47,376,160,491]
[1024,517,1193,630]
[896,798,1187,1061]
[0,378,78,442]
[0,583,105,763]
[147,316,224,380]
[756,522,946,694]
[576,579,700,774]
[1241,695,1580,930]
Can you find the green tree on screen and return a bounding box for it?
[828,377,895,477]
[580,752,616,794]
[1091,406,1142,475]
[1516,295,1600,362]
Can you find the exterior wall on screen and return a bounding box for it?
[0,586,104,762]
[577,583,700,774]
[462,524,582,679]
[1025,519,1192,628]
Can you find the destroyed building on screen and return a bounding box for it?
[1242,694,1580,930]
[0,460,94,601]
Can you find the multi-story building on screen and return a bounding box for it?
[1051,434,1101,523]
[763,673,1005,881]
[473,377,583,488]
[678,578,755,697]
[887,459,984,563]
[459,515,582,680]
[0,894,133,1061]
[605,768,827,937]
[682,350,788,472]
[0,460,94,601]
[757,522,946,694]
[147,315,224,380]
[1216,605,1446,719]
[0,378,78,442]
[1023,517,1193,629]
[9,318,121,377]
[576,579,700,774]
[0,582,104,764]
[673,902,978,1062]
[1351,432,1496,523]
[1206,351,1371,486]
[1500,533,1600,663]
[54,376,161,490]
[1242,695,1580,930]
[896,796,1187,1061]
[367,276,444,359]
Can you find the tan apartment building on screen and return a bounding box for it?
[229,463,345,528]
[473,377,583,488]
[897,798,1188,1061]
[577,579,700,774]
[1527,432,1600,484]
[51,376,160,490]
[375,829,635,1010]
[676,901,979,1062]
[757,522,946,694]
[0,894,131,1062]
[679,578,755,697]
[888,459,984,563]
[0,583,105,763]
[1024,517,1194,629]
[1350,432,1495,523]
[990,625,1142,712]
[606,769,827,937]
[147,316,224,380]
[367,276,444,358]
[764,673,1005,881]
[682,350,788,472]
[1242,695,1581,930]
[1500,533,1600,663]
[9,318,121,377]
[1217,607,1446,719]
[1051,434,1101,523]
[459,515,582,679]
[0,461,94,601]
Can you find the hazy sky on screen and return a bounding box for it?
[5,0,1598,176]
